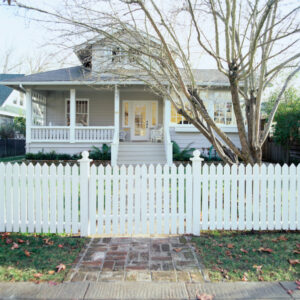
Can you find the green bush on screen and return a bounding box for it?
[13,117,26,136]
[26,151,75,161]
[172,141,195,161]
[0,123,15,139]
[89,144,111,160]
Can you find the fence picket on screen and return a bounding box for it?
[120,165,126,234]
[178,164,185,234]
[89,165,96,235]
[209,164,216,230]
[224,165,230,230]
[216,164,223,230]
[141,165,148,234]
[97,165,104,234]
[267,165,275,230]
[0,163,5,232]
[57,164,64,233]
[156,165,162,234]
[260,165,267,230]
[20,163,27,233]
[297,165,300,230]
[134,165,141,234]
[13,164,20,232]
[186,164,192,233]
[246,165,252,230]
[231,164,237,230]
[35,164,42,233]
[275,164,282,230]
[289,165,296,230]
[105,165,112,234]
[65,164,71,234]
[127,165,134,234]
[163,165,170,234]
[42,164,49,233]
[253,164,259,230]
[149,165,155,234]
[50,165,56,233]
[5,163,12,232]
[282,164,289,230]
[238,164,245,230]
[112,165,119,234]
[171,164,177,234]
[202,164,209,230]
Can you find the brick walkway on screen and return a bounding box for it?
[66,237,208,283]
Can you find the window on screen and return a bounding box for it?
[66,99,88,126]
[112,47,124,63]
[32,93,46,125]
[214,102,235,125]
[151,102,157,126]
[171,104,191,125]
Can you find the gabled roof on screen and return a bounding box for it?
[0,66,229,87]
[0,74,24,106]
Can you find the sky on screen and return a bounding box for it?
[0,0,299,88]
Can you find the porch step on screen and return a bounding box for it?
[117,142,167,165]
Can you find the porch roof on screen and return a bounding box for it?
[0,66,230,88]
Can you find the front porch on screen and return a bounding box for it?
[25,85,172,165]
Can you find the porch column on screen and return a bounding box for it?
[70,89,76,143]
[164,98,171,131]
[114,85,120,136]
[25,89,32,151]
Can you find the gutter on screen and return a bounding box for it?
[19,84,26,93]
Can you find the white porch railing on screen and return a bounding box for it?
[31,126,114,143]
[31,126,70,142]
[75,126,114,142]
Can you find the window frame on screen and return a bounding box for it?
[65,98,89,126]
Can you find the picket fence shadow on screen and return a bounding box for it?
[0,150,299,236]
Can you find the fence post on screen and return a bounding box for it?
[79,151,92,236]
[190,150,204,235]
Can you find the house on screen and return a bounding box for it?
[0,74,25,125]
[0,35,241,165]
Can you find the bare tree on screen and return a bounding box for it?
[14,0,300,164]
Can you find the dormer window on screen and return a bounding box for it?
[112,47,123,63]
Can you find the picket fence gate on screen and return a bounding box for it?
[0,150,299,236]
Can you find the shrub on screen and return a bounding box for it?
[0,123,15,139]
[89,144,111,160]
[13,117,26,136]
[172,141,195,161]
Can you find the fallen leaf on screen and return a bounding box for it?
[258,275,264,281]
[11,242,19,250]
[174,248,182,252]
[5,238,12,244]
[288,259,299,265]
[258,247,273,253]
[17,239,25,244]
[33,273,43,279]
[58,244,64,248]
[278,235,287,241]
[253,265,263,271]
[56,263,66,273]
[295,280,300,286]
[48,270,55,275]
[24,250,31,257]
[43,238,54,246]
[287,290,293,295]
[225,250,232,257]
[218,243,224,247]
[240,248,248,254]
[196,292,214,300]
[293,249,300,254]
[242,273,248,281]
[48,281,58,286]
[227,243,234,249]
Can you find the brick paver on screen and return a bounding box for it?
[66,236,206,283]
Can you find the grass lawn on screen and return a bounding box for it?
[0,233,87,282]
[0,155,25,162]
[192,231,300,282]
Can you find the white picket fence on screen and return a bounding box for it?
[0,150,299,236]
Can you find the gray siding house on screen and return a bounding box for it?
[0,37,240,165]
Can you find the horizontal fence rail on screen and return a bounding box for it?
[0,151,299,236]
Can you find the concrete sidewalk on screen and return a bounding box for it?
[0,281,299,300]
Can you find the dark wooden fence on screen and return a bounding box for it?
[0,139,25,158]
[262,137,300,164]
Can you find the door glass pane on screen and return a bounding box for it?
[134,104,146,136]
[152,102,157,126]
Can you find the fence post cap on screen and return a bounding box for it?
[190,149,204,162]
[78,151,92,162]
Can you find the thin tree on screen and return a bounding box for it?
[14,0,300,164]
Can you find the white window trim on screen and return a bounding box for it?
[122,100,158,129]
[65,98,89,126]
